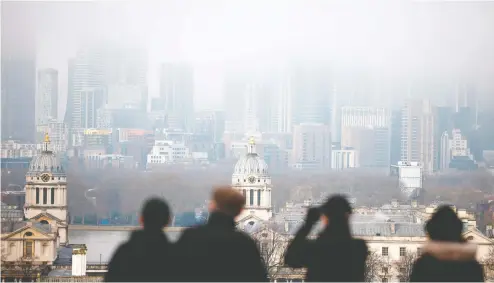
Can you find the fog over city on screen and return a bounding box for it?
[2,1,494,281]
[4,0,494,114]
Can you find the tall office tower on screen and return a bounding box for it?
[390,110,402,166]
[340,107,391,167]
[66,47,105,131]
[434,107,454,170]
[291,64,332,126]
[159,63,194,131]
[72,88,107,129]
[291,123,332,170]
[440,131,451,170]
[1,2,36,142]
[401,99,436,175]
[36,69,59,126]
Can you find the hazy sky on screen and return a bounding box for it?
[3,0,494,116]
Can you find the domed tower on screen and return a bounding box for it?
[24,133,68,245]
[232,137,273,223]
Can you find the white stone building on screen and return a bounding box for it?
[232,137,273,224]
[146,140,190,166]
[331,148,359,170]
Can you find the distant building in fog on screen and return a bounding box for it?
[340,106,390,167]
[291,123,331,170]
[400,99,435,174]
[331,148,358,170]
[36,69,58,126]
[159,63,194,131]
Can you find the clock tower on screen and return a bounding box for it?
[232,137,273,223]
[24,133,69,245]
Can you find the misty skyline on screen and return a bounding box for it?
[3,0,494,118]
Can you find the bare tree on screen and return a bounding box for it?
[251,228,289,280]
[365,251,383,282]
[1,254,49,280]
[395,252,418,282]
[482,246,494,281]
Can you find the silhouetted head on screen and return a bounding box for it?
[319,195,353,240]
[140,198,171,231]
[426,205,464,242]
[209,186,245,218]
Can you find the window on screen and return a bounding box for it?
[250,190,254,206]
[51,188,55,204]
[257,190,261,206]
[24,241,34,258]
[400,267,406,273]
[382,278,388,283]
[466,236,474,241]
[400,247,406,257]
[382,247,388,256]
[36,188,40,204]
[43,188,47,204]
[242,190,246,204]
[40,220,49,225]
[382,267,388,273]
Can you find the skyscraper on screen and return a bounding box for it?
[400,99,436,174]
[1,2,36,142]
[36,69,59,126]
[340,107,391,167]
[292,123,332,170]
[159,63,194,131]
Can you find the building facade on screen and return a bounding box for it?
[36,69,58,127]
[291,124,332,170]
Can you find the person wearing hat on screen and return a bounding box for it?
[284,195,368,282]
[410,205,484,282]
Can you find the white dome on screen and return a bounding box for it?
[28,152,64,174]
[233,153,269,176]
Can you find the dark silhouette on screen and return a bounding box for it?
[105,198,175,282]
[410,205,484,282]
[285,195,368,282]
[174,186,269,282]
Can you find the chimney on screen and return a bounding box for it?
[71,244,87,276]
[390,221,396,234]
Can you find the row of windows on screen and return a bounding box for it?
[381,246,420,257]
[35,188,55,205]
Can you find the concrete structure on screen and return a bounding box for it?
[232,137,273,223]
[292,123,331,170]
[450,128,470,157]
[401,99,435,174]
[331,148,358,170]
[341,106,391,167]
[36,69,58,127]
[391,161,423,199]
[440,131,451,170]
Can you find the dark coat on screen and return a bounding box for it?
[410,241,484,282]
[284,225,368,282]
[174,212,269,282]
[105,229,175,282]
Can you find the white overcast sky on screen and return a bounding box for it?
[3,0,494,114]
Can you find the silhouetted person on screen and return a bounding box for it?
[285,195,368,282]
[105,198,175,282]
[410,205,484,282]
[175,187,268,282]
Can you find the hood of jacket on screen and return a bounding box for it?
[422,241,477,261]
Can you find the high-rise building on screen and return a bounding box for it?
[340,107,391,167]
[390,110,402,166]
[72,88,107,129]
[36,69,58,126]
[440,131,451,171]
[400,99,435,174]
[291,123,331,170]
[159,63,194,131]
[1,2,36,142]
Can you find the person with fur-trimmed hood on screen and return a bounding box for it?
[410,205,484,282]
